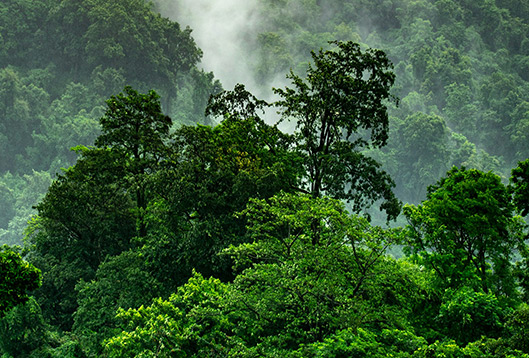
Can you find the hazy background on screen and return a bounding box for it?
[159,0,268,95]
[2,0,529,244]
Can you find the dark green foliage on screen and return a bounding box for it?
[96,88,171,156]
[157,107,300,281]
[209,42,401,221]
[505,304,529,353]
[391,112,450,202]
[73,250,161,357]
[104,194,422,357]
[274,41,401,220]
[0,246,41,317]
[510,158,529,216]
[28,88,174,328]
[437,287,510,345]
[514,244,529,303]
[96,86,172,238]
[0,298,50,358]
[25,84,300,342]
[0,0,219,246]
[5,0,529,355]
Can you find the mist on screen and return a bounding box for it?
[159,0,268,96]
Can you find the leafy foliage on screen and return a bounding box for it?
[95,86,172,237]
[206,0,529,204]
[0,246,41,317]
[0,0,219,245]
[390,112,450,202]
[209,41,402,221]
[104,193,424,356]
[105,271,231,358]
[510,158,529,216]
[274,41,401,219]
[437,287,511,344]
[404,167,524,294]
[4,1,529,355]
[0,297,55,358]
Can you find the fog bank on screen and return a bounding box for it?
[160,0,265,96]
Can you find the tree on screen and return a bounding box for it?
[28,87,171,329]
[391,112,449,203]
[506,303,529,353]
[29,147,136,329]
[105,271,232,358]
[225,193,414,352]
[104,193,423,357]
[0,298,51,358]
[512,159,529,302]
[73,249,161,357]
[436,286,509,345]
[95,86,172,238]
[69,107,301,355]
[154,93,301,281]
[510,158,529,216]
[0,246,41,317]
[404,167,524,294]
[273,41,401,220]
[209,41,401,221]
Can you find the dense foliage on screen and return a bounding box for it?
[0,246,41,317]
[154,0,529,204]
[0,0,220,245]
[1,0,529,357]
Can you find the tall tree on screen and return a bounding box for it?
[510,158,529,217]
[210,41,401,222]
[96,86,172,237]
[29,87,170,329]
[391,112,450,203]
[30,147,136,329]
[404,167,524,294]
[274,41,401,219]
[155,91,301,281]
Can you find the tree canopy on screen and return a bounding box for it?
[209,41,402,221]
[0,246,41,317]
[3,0,529,355]
[404,167,524,294]
[510,158,529,216]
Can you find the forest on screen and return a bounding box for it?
[1,0,529,357]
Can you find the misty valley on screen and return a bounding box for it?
[1,0,529,357]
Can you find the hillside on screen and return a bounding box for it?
[0,0,221,244]
[156,0,529,202]
[1,1,529,357]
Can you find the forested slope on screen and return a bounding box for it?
[2,0,529,357]
[156,0,529,203]
[0,0,220,245]
[3,0,529,242]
